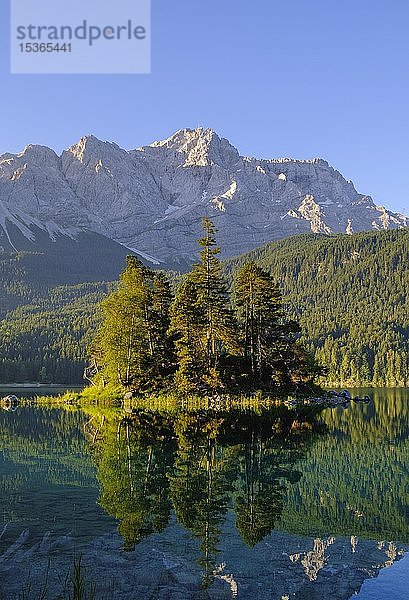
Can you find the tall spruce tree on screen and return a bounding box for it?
[235,262,283,378]
[150,272,176,378]
[170,218,238,391]
[169,278,207,390]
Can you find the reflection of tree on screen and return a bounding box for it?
[235,426,304,547]
[169,415,237,587]
[90,406,323,570]
[94,412,176,550]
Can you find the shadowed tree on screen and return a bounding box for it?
[235,261,320,389]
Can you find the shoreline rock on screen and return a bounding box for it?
[285,390,372,409]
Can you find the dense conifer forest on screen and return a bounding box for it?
[0,228,407,387]
[225,229,408,387]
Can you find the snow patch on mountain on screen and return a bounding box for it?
[0,201,80,251]
[123,246,162,265]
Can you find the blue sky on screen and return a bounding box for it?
[1,0,408,214]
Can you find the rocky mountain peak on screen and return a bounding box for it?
[148,127,240,169]
[63,135,120,163]
[63,135,123,165]
[0,144,59,169]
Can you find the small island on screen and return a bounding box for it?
[80,218,324,405]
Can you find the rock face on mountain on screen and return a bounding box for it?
[0,128,407,266]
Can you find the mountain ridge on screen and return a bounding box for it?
[0,127,407,266]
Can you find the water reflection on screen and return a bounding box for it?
[279,388,409,542]
[0,389,408,599]
[90,405,325,584]
[0,406,115,544]
[87,392,409,589]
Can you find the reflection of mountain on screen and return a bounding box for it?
[1,521,406,600]
[90,391,409,587]
[1,396,408,599]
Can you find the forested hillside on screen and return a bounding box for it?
[0,231,132,317]
[225,229,409,387]
[0,229,407,386]
[0,282,112,383]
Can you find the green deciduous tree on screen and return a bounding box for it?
[91,256,175,391]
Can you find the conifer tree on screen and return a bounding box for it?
[169,278,207,390]
[170,218,238,391]
[150,272,176,378]
[235,262,283,377]
[235,261,315,388]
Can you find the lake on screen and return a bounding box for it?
[0,388,408,599]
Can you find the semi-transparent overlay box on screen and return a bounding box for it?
[11,0,151,74]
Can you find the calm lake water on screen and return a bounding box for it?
[0,388,408,599]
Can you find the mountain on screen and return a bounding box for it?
[1,128,407,268]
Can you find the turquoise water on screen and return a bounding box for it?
[0,389,408,599]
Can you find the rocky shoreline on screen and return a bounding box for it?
[284,389,371,409]
[0,522,405,600]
